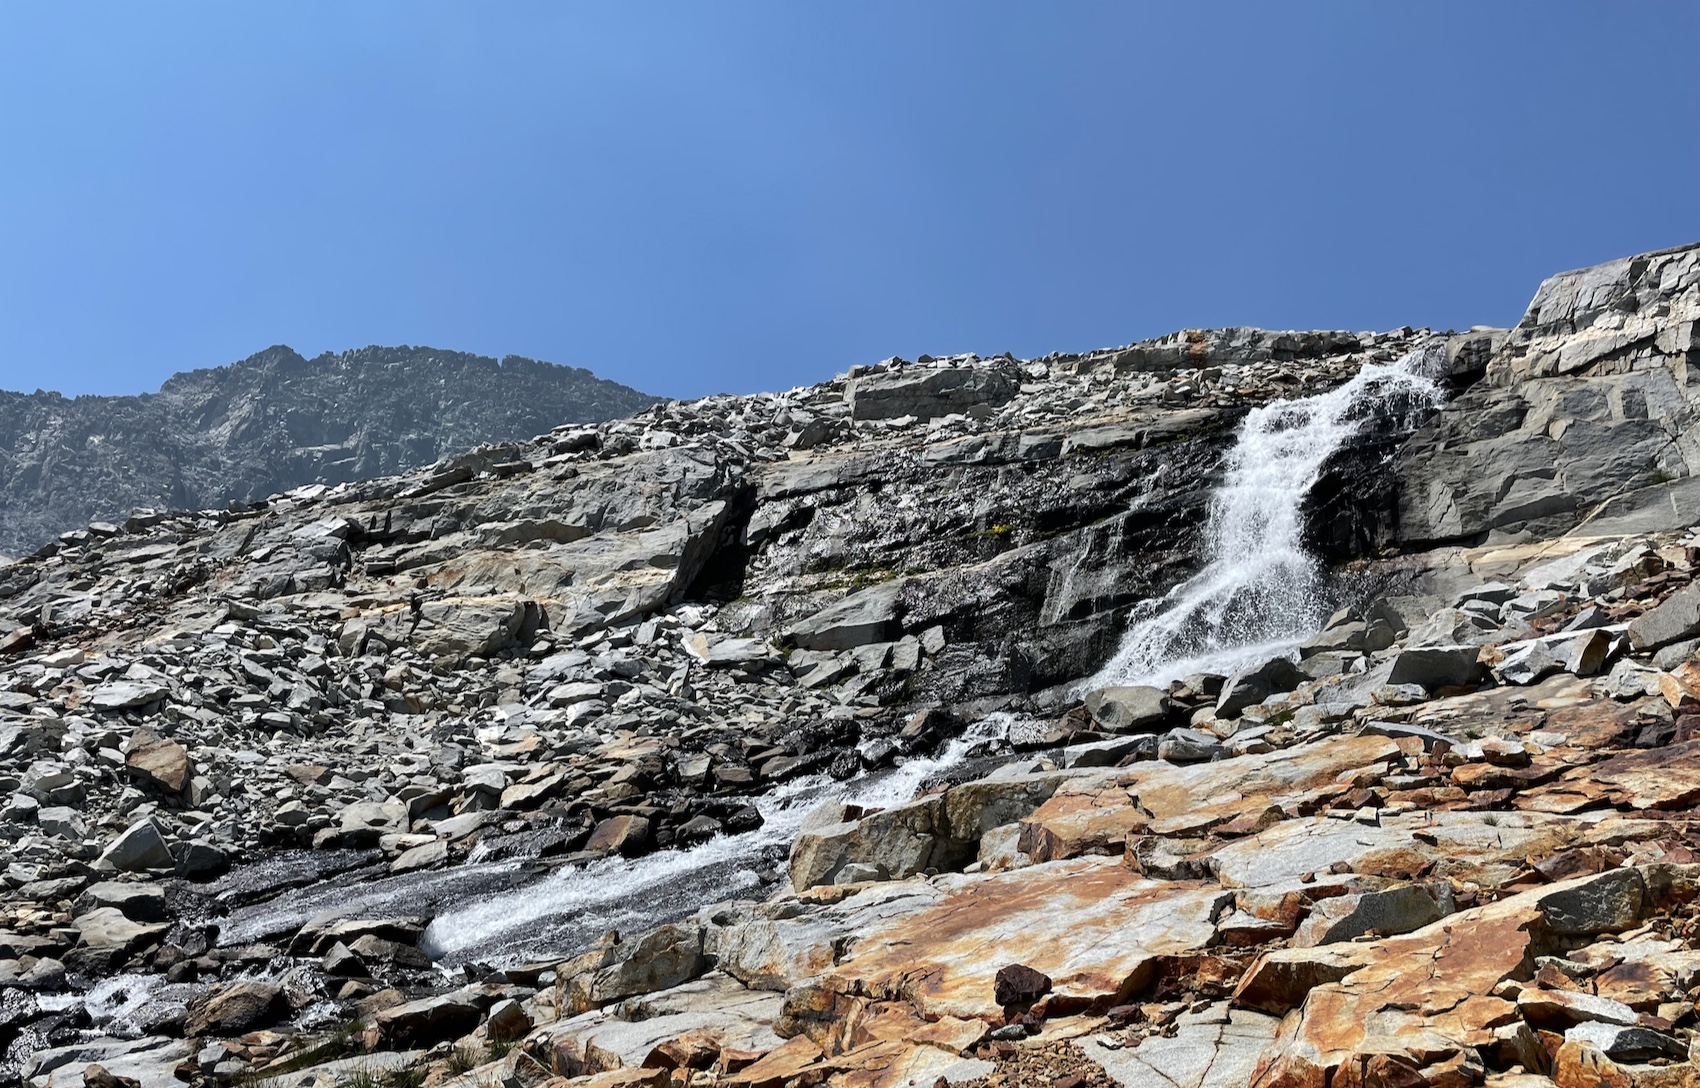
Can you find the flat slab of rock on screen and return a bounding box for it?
[1078,1002,1278,1088]
[712,883,942,992]
[1207,811,1659,894]
[1628,582,1700,651]
[803,857,1227,1020]
[786,581,905,651]
[1019,735,1400,861]
[540,973,785,1076]
[1244,867,1662,1086]
[23,1036,194,1088]
[87,680,168,712]
[846,365,1018,421]
[1386,645,1486,690]
[73,881,166,923]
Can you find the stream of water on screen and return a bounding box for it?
[217,719,1012,969]
[417,718,1008,965]
[1088,343,1446,689]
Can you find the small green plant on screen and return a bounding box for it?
[329,1019,367,1057]
[336,1069,381,1088]
[484,1038,516,1062]
[445,1045,484,1076]
[384,1067,426,1088]
[1483,814,1501,827]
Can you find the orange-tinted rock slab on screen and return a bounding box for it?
[815,858,1227,1021]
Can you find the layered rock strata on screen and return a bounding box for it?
[3,242,1700,1088]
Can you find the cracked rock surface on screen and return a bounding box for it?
[5,243,1700,1088]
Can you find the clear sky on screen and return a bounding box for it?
[2,4,1696,400]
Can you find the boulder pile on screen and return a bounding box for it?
[3,242,1699,1088]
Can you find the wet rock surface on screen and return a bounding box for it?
[4,243,1700,1087]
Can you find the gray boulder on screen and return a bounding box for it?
[368,989,483,1048]
[70,907,168,969]
[559,923,706,1011]
[74,881,166,922]
[411,597,533,666]
[1217,657,1305,718]
[789,794,947,892]
[337,800,409,847]
[1629,583,1700,651]
[184,980,285,1037]
[89,680,169,713]
[1299,622,1367,658]
[1158,728,1225,764]
[847,364,1019,421]
[787,580,904,651]
[1293,883,1453,946]
[38,805,87,840]
[1386,646,1485,690]
[1083,685,1170,733]
[97,818,174,871]
[1494,642,1563,686]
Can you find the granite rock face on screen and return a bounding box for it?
[1397,244,1700,547]
[0,344,660,556]
[3,243,1700,1088]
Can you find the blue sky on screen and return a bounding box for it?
[1,4,1696,399]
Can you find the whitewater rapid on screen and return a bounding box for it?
[418,718,1010,965]
[1088,343,1445,689]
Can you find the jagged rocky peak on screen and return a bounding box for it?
[9,242,1700,1088]
[0,344,660,557]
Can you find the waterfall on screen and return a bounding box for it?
[1088,343,1445,689]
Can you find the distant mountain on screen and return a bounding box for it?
[0,344,660,556]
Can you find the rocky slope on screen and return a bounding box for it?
[0,346,659,558]
[0,241,1698,1088]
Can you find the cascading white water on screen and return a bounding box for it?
[1089,343,1446,689]
[418,718,1009,965]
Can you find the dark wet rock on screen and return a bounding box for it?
[585,815,651,856]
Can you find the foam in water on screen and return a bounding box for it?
[419,718,1008,964]
[1088,343,1445,689]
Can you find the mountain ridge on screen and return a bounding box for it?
[0,343,660,556]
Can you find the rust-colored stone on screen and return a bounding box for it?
[808,858,1225,1022]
